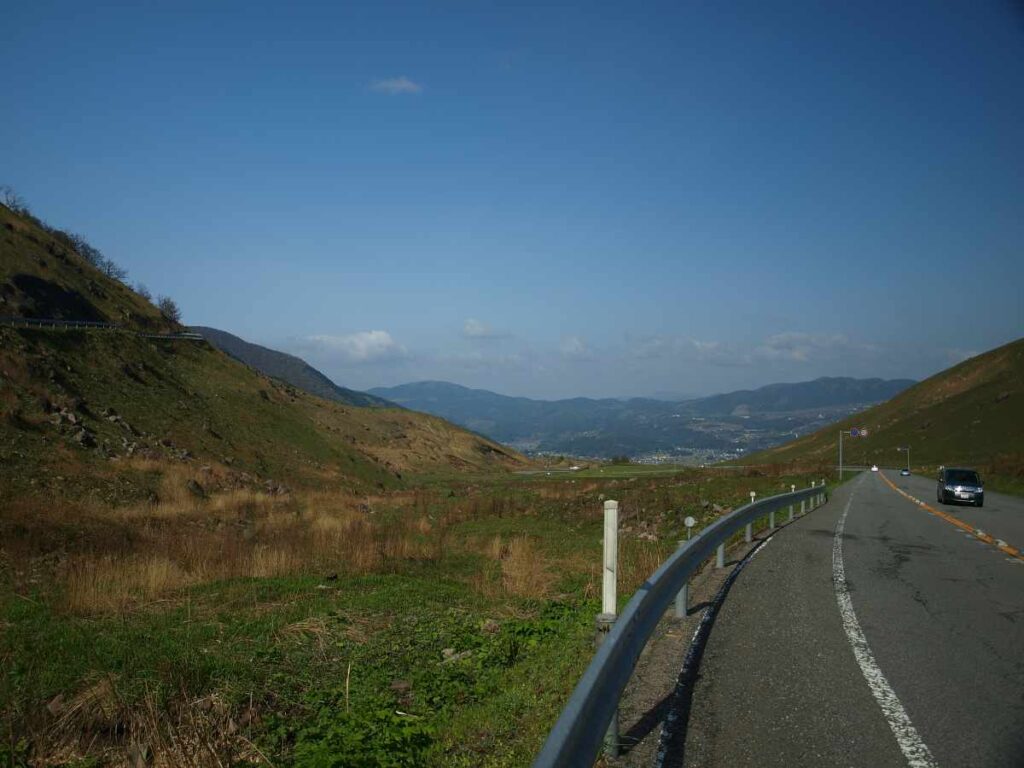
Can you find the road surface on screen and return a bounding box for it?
[673,470,1024,768]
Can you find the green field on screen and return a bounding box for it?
[1,467,823,766]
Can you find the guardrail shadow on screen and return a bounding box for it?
[653,535,774,767]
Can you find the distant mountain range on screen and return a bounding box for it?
[192,327,394,408]
[188,327,916,461]
[369,377,916,460]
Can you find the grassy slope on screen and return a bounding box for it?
[0,203,527,502]
[741,337,1024,478]
[192,325,395,408]
[0,205,170,329]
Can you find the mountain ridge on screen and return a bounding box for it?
[369,376,916,459]
[191,326,394,409]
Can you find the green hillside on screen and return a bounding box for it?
[192,325,395,408]
[742,337,1024,477]
[0,202,527,506]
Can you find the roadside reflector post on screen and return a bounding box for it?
[746,491,755,542]
[821,479,826,505]
[598,500,619,757]
[716,542,725,569]
[801,498,806,515]
[789,485,795,521]
[809,481,816,510]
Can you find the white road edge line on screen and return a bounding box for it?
[833,484,938,768]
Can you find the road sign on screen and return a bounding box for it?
[861,428,869,437]
[850,428,860,437]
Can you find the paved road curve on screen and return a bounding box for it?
[677,471,1024,768]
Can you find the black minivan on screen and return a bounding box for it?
[936,467,984,507]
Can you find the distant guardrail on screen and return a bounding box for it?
[0,316,204,341]
[532,482,828,767]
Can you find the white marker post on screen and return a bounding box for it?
[597,500,619,757]
[602,500,618,616]
[789,484,796,522]
[746,491,755,543]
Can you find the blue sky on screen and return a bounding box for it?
[4,1,1022,398]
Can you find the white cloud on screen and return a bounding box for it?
[369,76,422,94]
[560,335,592,360]
[306,330,407,363]
[753,332,869,363]
[463,318,496,339]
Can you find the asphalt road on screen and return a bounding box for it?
[677,470,1024,768]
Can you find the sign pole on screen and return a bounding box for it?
[839,429,844,481]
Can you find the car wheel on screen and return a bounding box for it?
[976,499,984,508]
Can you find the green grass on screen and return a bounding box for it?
[739,337,1024,482]
[1,467,829,765]
[1,561,595,767]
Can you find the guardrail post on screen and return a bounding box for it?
[801,498,806,515]
[716,542,725,569]
[820,479,825,505]
[809,481,815,510]
[789,485,795,521]
[745,491,755,542]
[675,539,689,618]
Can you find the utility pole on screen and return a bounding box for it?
[898,446,911,472]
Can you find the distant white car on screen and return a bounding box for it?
[871,465,879,472]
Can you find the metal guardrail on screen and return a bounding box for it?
[533,482,828,768]
[0,316,204,341]
[0,316,117,329]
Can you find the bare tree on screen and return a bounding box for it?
[157,295,182,323]
[135,283,153,302]
[0,185,30,215]
[67,232,102,267]
[100,257,128,282]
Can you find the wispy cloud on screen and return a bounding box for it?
[753,332,875,363]
[462,318,506,339]
[630,336,750,367]
[306,330,407,363]
[560,335,592,360]
[369,76,422,95]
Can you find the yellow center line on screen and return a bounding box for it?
[878,471,1024,562]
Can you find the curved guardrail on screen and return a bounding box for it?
[533,482,827,768]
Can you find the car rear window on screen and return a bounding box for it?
[945,470,980,485]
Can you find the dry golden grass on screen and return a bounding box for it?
[619,539,671,596]
[54,480,458,613]
[65,555,191,613]
[473,534,554,600]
